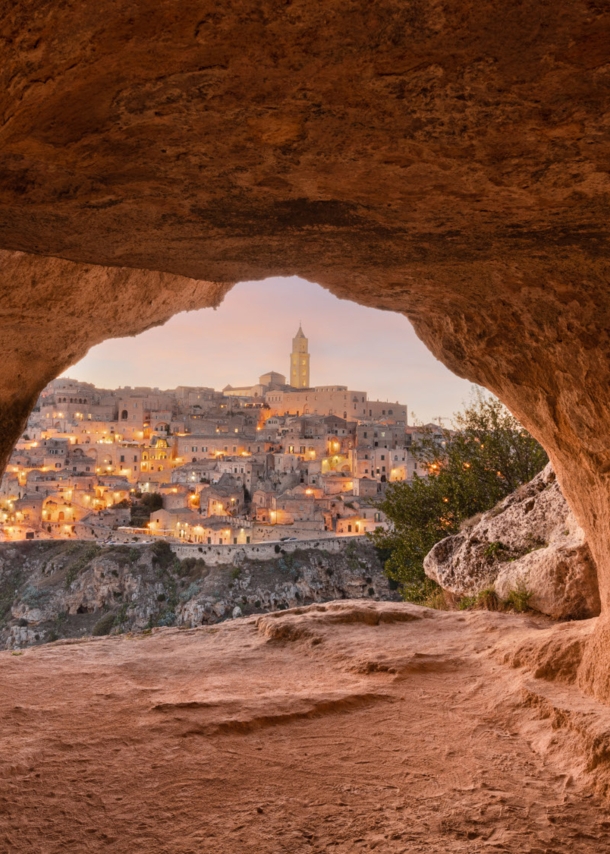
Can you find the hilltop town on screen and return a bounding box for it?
[0,327,438,545]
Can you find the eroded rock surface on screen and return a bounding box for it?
[424,464,600,620]
[1,601,610,850]
[3,1,610,693]
[0,538,395,649]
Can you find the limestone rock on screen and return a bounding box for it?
[4,602,610,847]
[424,464,600,620]
[0,539,398,649]
[3,0,610,692]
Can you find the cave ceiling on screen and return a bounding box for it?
[1,0,608,288]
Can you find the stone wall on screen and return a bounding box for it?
[171,535,360,566]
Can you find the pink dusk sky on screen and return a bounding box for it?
[65,276,475,425]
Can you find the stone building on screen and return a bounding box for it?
[1,326,414,544]
[290,325,310,389]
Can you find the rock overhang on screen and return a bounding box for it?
[3,0,610,696]
[1,0,610,277]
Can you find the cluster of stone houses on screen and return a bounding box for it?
[0,329,440,544]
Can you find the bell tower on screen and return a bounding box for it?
[290,325,310,389]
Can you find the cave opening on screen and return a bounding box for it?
[66,276,474,425]
[4,0,610,839]
[3,274,477,550]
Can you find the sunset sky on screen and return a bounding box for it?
[65,276,476,424]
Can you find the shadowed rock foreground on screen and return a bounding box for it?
[1,601,610,852]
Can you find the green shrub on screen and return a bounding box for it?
[151,540,175,569]
[506,582,532,613]
[176,556,207,578]
[92,612,116,636]
[21,585,51,606]
[65,544,102,588]
[179,582,201,602]
[400,577,444,606]
[148,609,176,628]
[484,541,509,561]
[141,492,164,512]
[477,588,501,611]
[114,603,129,628]
[458,588,502,611]
[370,393,548,604]
[421,585,449,610]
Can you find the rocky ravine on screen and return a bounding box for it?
[424,464,601,621]
[0,538,397,650]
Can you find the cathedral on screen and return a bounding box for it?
[289,325,310,389]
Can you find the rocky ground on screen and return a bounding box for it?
[0,539,397,650]
[1,600,610,853]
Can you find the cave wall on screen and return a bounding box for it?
[3,0,610,695]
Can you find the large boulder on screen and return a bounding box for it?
[423,465,600,620]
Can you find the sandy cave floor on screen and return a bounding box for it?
[1,601,610,853]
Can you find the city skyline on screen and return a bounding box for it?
[64,276,476,424]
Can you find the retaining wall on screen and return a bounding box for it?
[170,535,368,565]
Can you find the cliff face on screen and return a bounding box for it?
[0,539,397,650]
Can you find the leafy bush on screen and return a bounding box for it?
[154,610,176,626]
[141,492,164,512]
[151,540,175,569]
[458,588,501,611]
[477,588,501,611]
[484,541,510,561]
[21,585,51,606]
[370,393,548,603]
[130,492,163,526]
[179,582,201,602]
[114,603,129,628]
[176,556,207,578]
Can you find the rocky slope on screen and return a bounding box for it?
[424,464,600,620]
[0,538,397,650]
